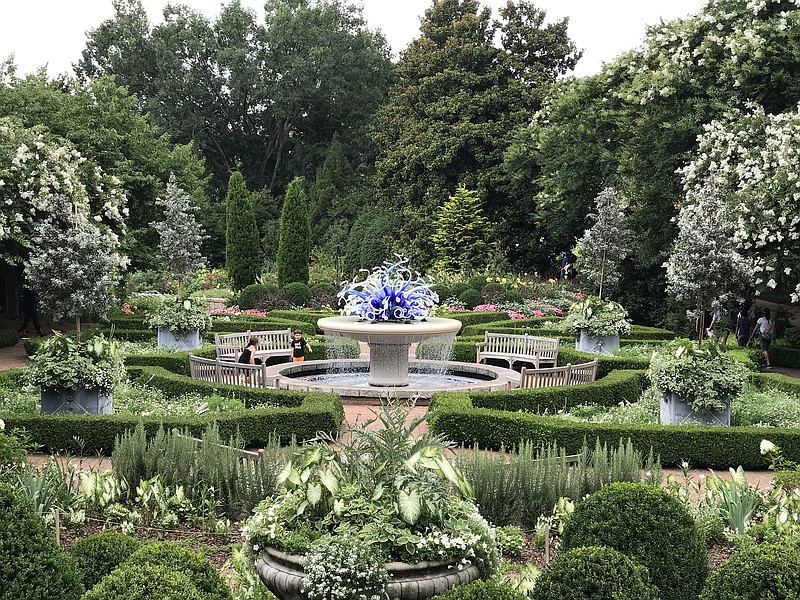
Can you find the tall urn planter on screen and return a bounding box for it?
[256,546,480,600]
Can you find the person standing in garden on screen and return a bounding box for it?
[735,304,754,347]
[18,286,44,338]
[290,329,312,362]
[752,307,775,368]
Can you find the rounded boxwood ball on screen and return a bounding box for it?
[0,483,84,600]
[436,580,526,600]
[68,531,141,589]
[561,482,707,600]
[280,281,311,308]
[458,288,483,310]
[532,546,659,600]
[83,563,205,600]
[699,540,800,599]
[122,541,232,600]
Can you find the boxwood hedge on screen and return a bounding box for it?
[427,392,800,468]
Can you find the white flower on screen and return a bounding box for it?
[760,439,776,455]
[0,419,4,430]
[183,299,192,310]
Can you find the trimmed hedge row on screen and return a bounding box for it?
[265,310,334,331]
[427,393,800,468]
[461,320,674,339]
[464,369,646,414]
[3,368,343,453]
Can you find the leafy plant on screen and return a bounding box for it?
[146,296,212,334]
[705,467,761,535]
[67,532,141,589]
[648,339,749,413]
[28,333,125,394]
[559,295,631,337]
[495,525,525,557]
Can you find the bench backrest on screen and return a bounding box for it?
[214,328,293,356]
[484,332,559,356]
[189,354,271,388]
[519,360,598,389]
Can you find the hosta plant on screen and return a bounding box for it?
[242,404,499,577]
[146,296,212,335]
[560,295,631,337]
[648,340,748,413]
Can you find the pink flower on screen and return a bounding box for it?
[533,310,544,318]
[507,310,526,320]
[473,304,498,312]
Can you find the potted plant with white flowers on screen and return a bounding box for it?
[244,404,499,600]
[648,340,748,426]
[29,333,125,415]
[560,295,631,354]
[147,296,211,350]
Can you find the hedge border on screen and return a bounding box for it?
[1,365,343,453]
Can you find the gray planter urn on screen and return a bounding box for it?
[576,329,620,355]
[659,392,730,426]
[256,546,480,600]
[41,386,112,415]
[157,327,202,351]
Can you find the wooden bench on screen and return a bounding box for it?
[214,328,293,362]
[476,332,559,369]
[189,354,275,388]
[519,360,598,389]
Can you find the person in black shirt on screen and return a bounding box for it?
[238,336,262,365]
[290,329,313,362]
[18,286,44,338]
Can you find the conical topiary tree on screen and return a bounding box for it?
[225,171,260,291]
[309,135,353,247]
[432,185,490,274]
[277,177,311,286]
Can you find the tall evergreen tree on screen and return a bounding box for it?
[309,136,353,248]
[432,185,490,274]
[277,177,311,286]
[225,171,260,291]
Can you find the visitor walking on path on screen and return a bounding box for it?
[752,307,776,368]
[735,304,754,347]
[18,286,44,338]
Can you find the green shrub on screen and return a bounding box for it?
[0,329,19,348]
[0,483,84,600]
[277,177,311,287]
[68,532,141,589]
[480,283,506,303]
[450,282,472,299]
[699,540,800,600]
[785,326,800,348]
[435,580,525,600]
[122,542,232,600]
[309,282,338,309]
[501,290,522,304]
[561,482,707,600]
[495,525,525,557]
[467,275,489,290]
[280,281,311,307]
[532,546,659,600]
[239,284,279,310]
[83,563,205,600]
[459,289,483,310]
[225,171,260,291]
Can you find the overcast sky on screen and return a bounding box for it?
[0,0,706,79]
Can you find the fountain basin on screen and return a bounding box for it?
[264,359,519,402]
[317,316,462,387]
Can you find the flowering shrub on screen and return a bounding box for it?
[338,257,438,321]
[147,297,212,334]
[185,268,229,291]
[28,333,125,394]
[648,341,749,413]
[302,536,388,600]
[211,307,269,318]
[560,296,631,337]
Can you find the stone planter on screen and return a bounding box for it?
[157,327,202,351]
[659,392,730,426]
[256,546,480,600]
[576,329,620,355]
[40,385,112,415]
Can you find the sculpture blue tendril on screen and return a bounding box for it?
[338,257,438,322]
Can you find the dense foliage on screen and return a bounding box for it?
[146,296,212,335]
[432,185,491,274]
[67,532,141,589]
[560,296,631,337]
[277,177,311,286]
[561,482,707,600]
[225,172,260,291]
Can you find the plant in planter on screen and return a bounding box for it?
[648,340,748,426]
[28,333,125,415]
[243,404,499,600]
[560,295,630,354]
[147,296,211,350]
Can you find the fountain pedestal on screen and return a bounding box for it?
[317,316,462,388]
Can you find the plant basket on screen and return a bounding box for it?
[256,546,480,600]
[157,327,202,351]
[40,385,112,415]
[659,392,730,426]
